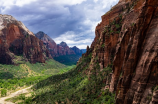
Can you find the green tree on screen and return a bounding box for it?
[1,89,7,97]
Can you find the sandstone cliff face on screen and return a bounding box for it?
[0,15,51,64]
[82,0,158,103]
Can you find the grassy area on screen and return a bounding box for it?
[15,53,115,104]
[0,59,66,79]
[53,54,82,65]
[0,57,76,97]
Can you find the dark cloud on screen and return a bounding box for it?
[0,0,119,48]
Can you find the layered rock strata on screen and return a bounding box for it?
[81,0,158,103]
[0,15,51,64]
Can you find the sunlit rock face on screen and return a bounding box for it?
[0,15,51,64]
[81,0,158,103]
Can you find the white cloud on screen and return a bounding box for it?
[1,0,37,7]
[93,0,98,3]
[54,31,93,49]
[101,0,118,8]
[52,0,87,5]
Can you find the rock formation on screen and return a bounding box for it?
[81,0,158,103]
[35,32,83,57]
[57,41,75,56]
[35,31,58,57]
[0,15,51,64]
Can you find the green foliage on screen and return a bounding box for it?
[103,13,122,37]
[0,72,13,79]
[101,44,105,48]
[0,59,66,78]
[131,23,135,27]
[1,88,7,97]
[6,93,32,103]
[103,28,107,34]
[147,95,152,101]
[2,50,115,104]
[17,53,115,104]
[54,54,82,65]
[154,86,158,91]
[115,24,121,29]
[0,59,68,97]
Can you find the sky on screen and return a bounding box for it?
[0,0,119,49]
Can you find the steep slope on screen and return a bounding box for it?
[35,31,58,57]
[87,0,158,103]
[0,15,51,64]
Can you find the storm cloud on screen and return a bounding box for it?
[0,0,119,49]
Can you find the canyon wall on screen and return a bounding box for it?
[82,0,158,103]
[0,15,51,64]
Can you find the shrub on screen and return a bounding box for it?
[1,89,7,97]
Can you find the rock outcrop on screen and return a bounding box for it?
[81,0,158,104]
[35,31,58,57]
[0,15,51,64]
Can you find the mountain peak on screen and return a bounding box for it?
[0,14,34,36]
[70,46,82,55]
[35,31,47,38]
[71,46,77,48]
[59,41,68,47]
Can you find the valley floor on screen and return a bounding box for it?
[0,86,32,104]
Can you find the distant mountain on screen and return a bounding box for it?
[35,32,75,57]
[0,15,51,64]
[35,32,83,65]
[70,46,82,55]
[57,41,75,56]
[35,31,58,57]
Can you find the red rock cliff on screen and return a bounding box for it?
[0,15,51,64]
[35,31,58,57]
[83,0,158,103]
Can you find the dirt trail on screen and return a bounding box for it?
[0,86,32,104]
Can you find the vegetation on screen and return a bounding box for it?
[0,59,66,78]
[1,89,7,97]
[0,58,75,97]
[54,54,82,65]
[13,52,115,104]
[103,13,122,37]
[102,43,105,48]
